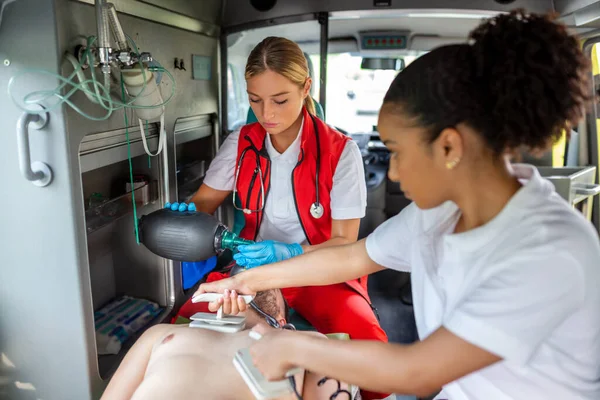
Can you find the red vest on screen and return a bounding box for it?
[234,107,371,304]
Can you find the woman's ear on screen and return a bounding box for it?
[303,78,312,98]
[435,127,464,170]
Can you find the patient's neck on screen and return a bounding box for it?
[244,314,273,331]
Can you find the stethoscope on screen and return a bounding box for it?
[248,301,297,331]
[232,114,324,220]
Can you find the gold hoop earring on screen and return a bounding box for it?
[446,158,461,170]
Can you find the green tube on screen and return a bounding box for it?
[220,230,254,252]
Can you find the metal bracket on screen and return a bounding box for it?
[574,183,600,196]
[317,11,329,25]
[16,105,53,187]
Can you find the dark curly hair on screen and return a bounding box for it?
[382,9,591,154]
[252,289,290,321]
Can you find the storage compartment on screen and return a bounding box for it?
[174,115,216,202]
[173,114,227,295]
[176,139,211,202]
[85,178,158,234]
[79,125,170,379]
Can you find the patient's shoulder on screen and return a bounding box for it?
[303,331,328,339]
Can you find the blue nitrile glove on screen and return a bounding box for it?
[165,202,196,212]
[233,240,304,268]
[165,202,215,288]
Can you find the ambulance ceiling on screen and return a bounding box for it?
[228,11,494,55]
[226,1,600,56]
[556,0,600,29]
[222,0,555,30]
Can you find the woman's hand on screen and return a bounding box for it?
[195,275,255,313]
[211,289,250,314]
[249,324,302,381]
[234,240,304,268]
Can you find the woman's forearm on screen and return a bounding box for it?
[240,239,384,292]
[302,236,351,253]
[289,327,502,398]
[188,184,230,214]
[302,218,360,253]
[290,335,426,397]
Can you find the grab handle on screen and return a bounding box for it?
[573,183,600,197]
[16,105,52,187]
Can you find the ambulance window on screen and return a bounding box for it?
[312,53,420,134]
[227,63,248,131]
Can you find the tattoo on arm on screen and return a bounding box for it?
[317,377,352,400]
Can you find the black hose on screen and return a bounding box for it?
[289,376,303,400]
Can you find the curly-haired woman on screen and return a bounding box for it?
[199,10,600,400]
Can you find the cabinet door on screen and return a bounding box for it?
[0,1,95,399]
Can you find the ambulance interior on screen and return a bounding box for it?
[0,1,599,399]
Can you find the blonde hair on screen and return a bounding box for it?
[245,36,316,115]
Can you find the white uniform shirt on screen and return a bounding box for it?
[366,164,600,400]
[203,119,367,244]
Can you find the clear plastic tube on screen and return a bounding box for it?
[9,68,174,120]
[8,36,176,120]
[64,53,100,104]
[20,36,97,107]
[95,0,111,70]
[95,0,110,48]
[125,33,140,54]
[104,74,111,97]
[106,3,128,51]
[9,66,175,113]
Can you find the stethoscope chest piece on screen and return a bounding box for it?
[310,202,324,219]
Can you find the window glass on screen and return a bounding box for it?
[226,64,248,131]
[310,53,420,133]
